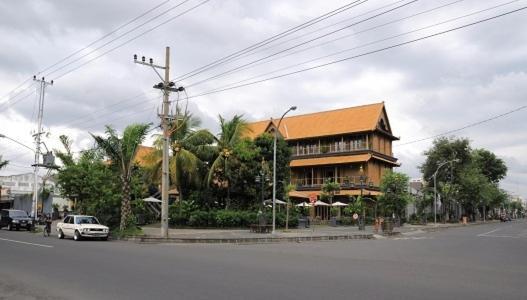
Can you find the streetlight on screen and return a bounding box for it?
[431,159,459,226]
[358,165,366,231]
[272,106,297,234]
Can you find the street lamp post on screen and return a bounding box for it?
[358,165,366,231]
[431,159,459,226]
[272,106,297,234]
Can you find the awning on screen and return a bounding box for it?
[288,190,310,199]
[371,154,400,166]
[290,154,371,167]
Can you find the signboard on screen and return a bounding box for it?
[353,213,359,220]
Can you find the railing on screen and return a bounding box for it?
[293,176,374,189]
[291,141,369,157]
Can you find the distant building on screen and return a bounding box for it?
[0,173,67,215]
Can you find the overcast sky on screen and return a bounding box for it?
[0,0,525,199]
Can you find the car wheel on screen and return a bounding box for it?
[101,236,108,241]
[27,226,32,231]
[16,226,20,231]
[58,229,64,239]
[73,230,82,241]
[7,223,12,231]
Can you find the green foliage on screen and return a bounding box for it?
[0,155,8,170]
[91,123,150,230]
[421,136,509,220]
[378,171,411,217]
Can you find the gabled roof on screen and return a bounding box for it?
[134,145,155,167]
[245,102,393,140]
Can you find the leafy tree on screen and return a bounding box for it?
[92,124,150,230]
[321,179,340,214]
[55,137,120,227]
[0,155,8,170]
[254,133,292,201]
[145,113,215,201]
[378,171,411,218]
[207,115,248,209]
[471,149,507,183]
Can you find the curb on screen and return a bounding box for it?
[414,220,500,233]
[123,233,374,244]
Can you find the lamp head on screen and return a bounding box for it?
[133,54,137,61]
[290,106,297,111]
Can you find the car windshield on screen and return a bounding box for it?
[75,217,100,225]
[9,211,28,218]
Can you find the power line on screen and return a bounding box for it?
[0,0,173,103]
[46,0,194,79]
[52,0,211,81]
[174,0,369,82]
[184,6,527,100]
[200,0,518,94]
[185,0,418,88]
[395,105,527,146]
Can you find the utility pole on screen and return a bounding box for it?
[134,47,183,238]
[32,76,52,221]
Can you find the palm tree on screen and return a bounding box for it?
[207,115,248,209]
[91,123,150,231]
[0,155,8,170]
[144,113,215,201]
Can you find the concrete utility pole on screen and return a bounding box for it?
[32,76,52,220]
[134,47,183,238]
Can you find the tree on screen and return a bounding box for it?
[55,137,120,227]
[145,113,215,201]
[321,179,340,206]
[0,155,8,170]
[254,133,292,201]
[471,149,507,183]
[378,171,411,219]
[92,124,150,230]
[207,115,248,209]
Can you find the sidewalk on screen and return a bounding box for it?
[131,220,501,244]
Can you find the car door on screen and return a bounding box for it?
[62,216,73,236]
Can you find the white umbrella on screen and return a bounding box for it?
[263,199,286,205]
[314,200,329,206]
[331,201,348,207]
[142,197,162,203]
[295,202,312,207]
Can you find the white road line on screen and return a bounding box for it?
[478,228,501,237]
[0,237,54,248]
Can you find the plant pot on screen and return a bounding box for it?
[382,218,394,233]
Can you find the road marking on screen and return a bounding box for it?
[478,228,501,237]
[0,237,54,248]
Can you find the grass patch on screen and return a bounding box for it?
[111,226,144,238]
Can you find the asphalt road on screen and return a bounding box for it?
[1,221,526,300]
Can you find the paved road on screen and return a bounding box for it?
[1,221,526,300]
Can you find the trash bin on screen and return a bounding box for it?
[298,218,307,229]
[330,217,337,227]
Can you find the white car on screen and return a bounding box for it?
[56,215,109,241]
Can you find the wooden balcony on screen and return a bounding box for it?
[293,176,376,191]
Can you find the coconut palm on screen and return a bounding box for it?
[0,155,8,170]
[207,114,248,209]
[144,113,215,200]
[91,123,150,231]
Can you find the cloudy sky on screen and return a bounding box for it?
[0,0,526,199]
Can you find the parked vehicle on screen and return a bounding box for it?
[0,209,34,231]
[500,214,512,222]
[56,215,109,241]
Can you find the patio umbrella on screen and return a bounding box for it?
[314,200,329,206]
[295,202,312,207]
[263,199,286,205]
[331,201,348,207]
[142,197,162,203]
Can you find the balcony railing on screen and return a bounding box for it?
[293,176,374,189]
[291,141,369,157]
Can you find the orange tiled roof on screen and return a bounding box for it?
[290,154,371,167]
[245,102,387,140]
[245,120,271,140]
[134,145,155,166]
